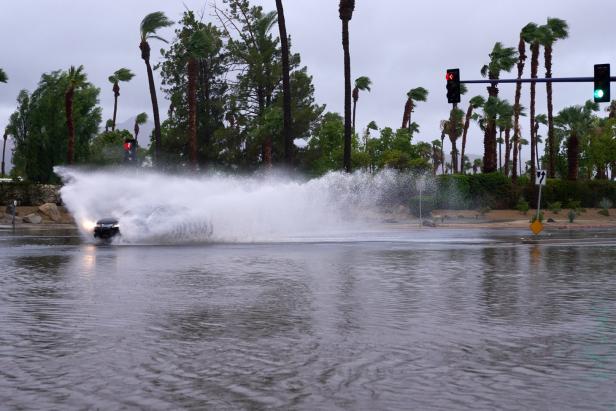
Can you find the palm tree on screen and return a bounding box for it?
[519,137,529,176]
[65,65,87,164]
[513,22,538,182]
[555,101,598,180]
[339,0,355,173]
[140,11,173,164]
[402,87,428,132]
[352,76,372,135]
[534,114,547,169]
[186,29,213,169]
[480,42,518,172]
[431,139,442,175]
[134,112,148,140]
[473,158,482,174]
[445,108,464,173]
[1,128,8,177]
[104,119,113,133]
[108,68,135,132]
[439,120,448,174]
[0,68,7,83]
[496,100,513,175]
[540,17,569,178]
[364,120,378,151]
[275,0,293,164]
[460,95,485,174]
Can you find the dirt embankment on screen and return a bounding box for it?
[1,204,75,226]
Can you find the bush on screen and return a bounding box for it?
[568,209,576,223]
[530,211,544,223]
[599,197,613,210]
[516,198,530,215]
[409,195,435,217]
[548,201,562,214]
[599,208,610,217]
[565,199,582,210]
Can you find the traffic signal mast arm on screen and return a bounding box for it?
[459,76,615,84]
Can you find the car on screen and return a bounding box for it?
[93,217,120,240]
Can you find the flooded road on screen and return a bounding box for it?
[1,227,616,410]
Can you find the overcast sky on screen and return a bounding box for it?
[1,0,615,168]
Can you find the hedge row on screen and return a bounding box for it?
[410,173,616,213]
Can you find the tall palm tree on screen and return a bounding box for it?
[339,0,355,173]
[460,95,485,174]
[1,128,8,177]
[352,76,372,135]
[519,137,529,176]
[0,68,7,83]
[540,17,569,178]
[402,87,428,131]
[431,139,442,175]
[65,65,87,165]
[364,120,378,150]
[513,22,538,182]
[445,108,464,173]
[496,100,513,175]
[134,112,148,140]
[439,120,448,174]
[555,101,598,180]
[140,11,173,164]
[275,0,293,164]
[534,113,547,168]
[108,68,135,132]
[523,24,544,183]
[186,29,213,169]
[473,158,482,174]
[480,42,518,172]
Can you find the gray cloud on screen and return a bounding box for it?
[1,0,614,168]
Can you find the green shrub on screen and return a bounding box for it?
[568,209,576,223]
[566,199,582,210]
[409,195,435,217]
[599,208,610,217]
[516,198,530,214]
[599,197,613,210]
[548,201,562,214]
[530,211,544,223]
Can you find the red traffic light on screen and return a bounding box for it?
[446,72,455,81]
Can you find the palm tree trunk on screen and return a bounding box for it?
[276,0,293,165]
[504,127,512,176]
[112,82,120,132]
[141,41,162,164]
[567,133,579,180]
[498,129,503,172]
[134,122,140,139]
[188,57,198,169]
[545,44,556,178]
[440,134,445,174]
[483,83,498,173]
[402,98,412,129]
[519,143,523,176]
[1,135,6,177]
[529,43,539,183]
[65,88,75,164]
[352,87,358,135]
[460,105,473,175]
[342,19,352,173]
[512,36,527,182]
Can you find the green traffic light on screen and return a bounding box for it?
[595,89,605,99]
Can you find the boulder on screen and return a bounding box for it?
[38,203,61,221]
[422,219,437,227]
[23,213,42,224]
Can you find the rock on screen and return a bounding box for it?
[23,213,42,224]
[422,219,437,227]
[547,218,556,223]
[38,203,61,221]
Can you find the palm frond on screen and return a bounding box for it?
[521,22,539,43]
[140,11,174,42]
[135,112,148,125]
[546,17,569,40]
[114,68,135,82]
[407,87,428,102]
[354,76,372,91]
[0,68,7,83]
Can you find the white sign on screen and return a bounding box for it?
[536,170,547,186]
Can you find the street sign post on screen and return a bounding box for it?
[531,170,546,235]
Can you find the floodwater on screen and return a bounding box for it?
[1,226,616,410]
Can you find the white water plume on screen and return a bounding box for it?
[57,167,422,244]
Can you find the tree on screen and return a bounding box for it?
[473,158,482,174]
[134,112,148,139]
[513,22,538,182]
[9,71,100,182]
[460,95,485,174]
[519,138,529,176]
[431,139,442,175]
[140,11,174,164]
[540,17,569,178]
[534,113,547,169]
[65,65,87,164]
[444,108,464,173]
[402,87,428,132]
[108,68,135,131]
[352,76,372,135]
[555,100,598,180]
[0,68,7,83]
[496,100,514,175]
[480,42,517,172]
[363,120,378,151]
[339,0,355,173]
[275,0,293,164]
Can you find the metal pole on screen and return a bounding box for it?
[12,199,16,229]
[419,186,422,227]
[460,76,613,85]
[536,185,543,222]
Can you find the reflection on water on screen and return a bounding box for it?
[1,228,616,410]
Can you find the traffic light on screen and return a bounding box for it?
[446,68,461,104]
[594,64,610,103]
[123,138,138,163]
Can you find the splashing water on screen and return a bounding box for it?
[57,167,422,244]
